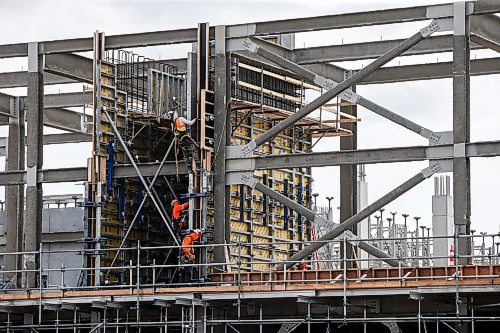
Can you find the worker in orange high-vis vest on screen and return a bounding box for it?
[169,111,201,173]
[171,199,189,236]
[181,229,203,261]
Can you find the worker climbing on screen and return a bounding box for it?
[171,199,189,237]
[181,228,203,262]
[169,111,201,174]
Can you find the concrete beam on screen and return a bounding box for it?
[470,14,500,52]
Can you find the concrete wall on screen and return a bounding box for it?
[0,207,85,287]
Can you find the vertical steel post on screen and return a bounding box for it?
[340,79,357,267]
[453,1,471,266]
[213,25,231,265]
[25,41,43,289]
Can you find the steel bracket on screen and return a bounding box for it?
[429,131,453,145]
[313,215,329,227]
[226,140,256,158]
[226,156,256,173]
[226,172,257,187]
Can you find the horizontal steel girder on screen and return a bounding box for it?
[0,132,91,156]
[0,2,499,58]
[0,162,185,186]
[226,141,500,172]
[0,91,92,132]
[470,14,500,52]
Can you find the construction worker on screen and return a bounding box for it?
[181,229,203,261]
[171,199,189,236]
[169,111,201,173]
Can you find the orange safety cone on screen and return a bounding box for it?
[449,244,455,265]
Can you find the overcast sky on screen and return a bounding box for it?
[0,0,499,235]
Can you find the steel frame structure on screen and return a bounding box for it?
[0,1,499,331]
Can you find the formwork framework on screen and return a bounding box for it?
[0,1,498,332]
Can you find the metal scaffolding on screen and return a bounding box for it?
[0,1,499,331]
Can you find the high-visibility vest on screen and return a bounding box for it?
[182,232,200,247]
[175,117,186,132]
[172,201,189,220]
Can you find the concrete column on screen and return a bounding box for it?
[432,176,454,266]
[213,25,231,265]
[452,2,471,265]
[24,42,43,289]
[5,97,25,288]
[195,305,207,333]
[340,82,357,267]
[23,312,33,333]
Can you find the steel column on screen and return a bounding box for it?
[5,97,25,288]
[452,2,471,265]
[24,42,43,289]
[213,25,231,265]
[340,80,357,267]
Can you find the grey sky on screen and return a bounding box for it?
[0,0,499,234]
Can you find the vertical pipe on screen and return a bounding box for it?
[136,240,140,323]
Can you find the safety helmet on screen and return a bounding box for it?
[194,229,203,236]
[167,111,177,120]
[171,199,179,208]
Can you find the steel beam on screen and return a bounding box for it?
[343,231,401,267]
[226,141,500,171]
[0,71,75,89]
[5,97,24,288]
[234,23,437,154]
[276,164,440,270]
[470,14,500,52]
[44,53,93,83]
[24,42,43,288]
[1,2,499,58]
[0,162,183,186]
[306,57,500,85]
[42,107,91,133]
[253,182,398,266]
[43,91,93,109]
[292,35,483,64]
[452,2,472,265]
[0,132,91,156]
